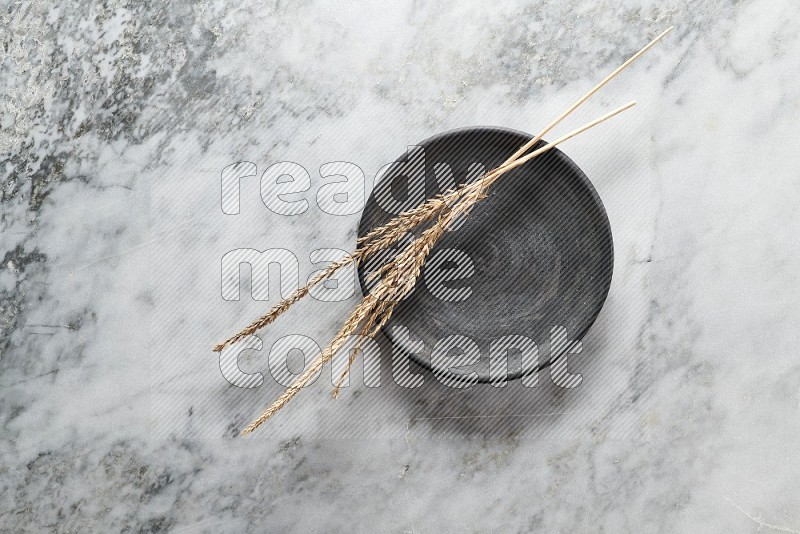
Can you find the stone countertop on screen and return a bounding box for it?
[2,1,800,532]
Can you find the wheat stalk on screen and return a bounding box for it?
[215,28,673,435]
[331,299,395,399]
[240,294,381,435]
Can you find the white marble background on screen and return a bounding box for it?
[2,0,800,532]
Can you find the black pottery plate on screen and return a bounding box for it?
[357,126,613,382]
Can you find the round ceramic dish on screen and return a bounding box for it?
[357,126,613,382]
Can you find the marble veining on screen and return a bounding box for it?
[2,0,800,532]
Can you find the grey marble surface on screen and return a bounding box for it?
[3,0,800,532]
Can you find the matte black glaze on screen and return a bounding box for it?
[357,127,613,382]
